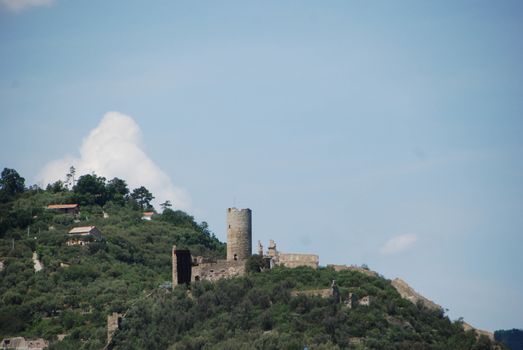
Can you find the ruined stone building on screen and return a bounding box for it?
[1,337,48,350]
[172,208,251,286]
[107,313,123,344]
[290,281,370,308]
[266,239,319,269]
[342,292,371,308]
[172,207,321,287]
[291,280,339,300]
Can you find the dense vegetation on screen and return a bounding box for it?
[110,266,499,350]
[0,167,507,349]
[0,168,224,349]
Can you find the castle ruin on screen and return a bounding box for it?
[172,208,251,286]
[172,207,320,287]
[266,239,319,269]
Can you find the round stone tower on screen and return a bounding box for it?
[226,208,252,261]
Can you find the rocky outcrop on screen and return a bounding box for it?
[391,279,495,343]
[391,278,442,312]
[32,252,43,272]
[462,321,494,341]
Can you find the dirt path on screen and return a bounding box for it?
[32,251,43,272]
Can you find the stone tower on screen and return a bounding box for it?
[226,208,252,261]
[172,245,192,286]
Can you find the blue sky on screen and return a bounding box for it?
[1,0,522,331]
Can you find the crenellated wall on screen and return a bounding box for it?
[277,253,319,269]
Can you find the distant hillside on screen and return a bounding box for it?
[0,168,509,349]
[495,329,523,350]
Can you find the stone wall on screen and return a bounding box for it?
[107,313,122,344]
[226,208,252,261]
[291,288,332,298]
[327,264,378,277]
[291,281,339,301]
[171,246,177,287]
[192,259,245,282]
[277,253,319,269]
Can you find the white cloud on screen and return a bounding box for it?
[380,234,418,255]
[36,111,190,210]
[1,0,54,13]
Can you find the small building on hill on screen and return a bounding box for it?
[66,226,103,246]
[141,212,154,221]
[46,204,79,215]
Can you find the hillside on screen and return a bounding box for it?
[390,278,443,313]
[0,168,506,349]
[0,169,224,349]
[495,329,523,350]
[109,267,501,350]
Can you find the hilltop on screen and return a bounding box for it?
[0,168,507,349]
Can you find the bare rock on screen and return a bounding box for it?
[391,278,442,312]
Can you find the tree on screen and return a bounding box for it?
[160,200,172,211]
[0,168,25,201]
[472,335,494,350]
[160,208,196,228]
[65,166,76,189]
[47,180,66,193]
[245,254,268,273]
[74,173,107,205]
[131,186,154,210]
[106,177,129,204]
